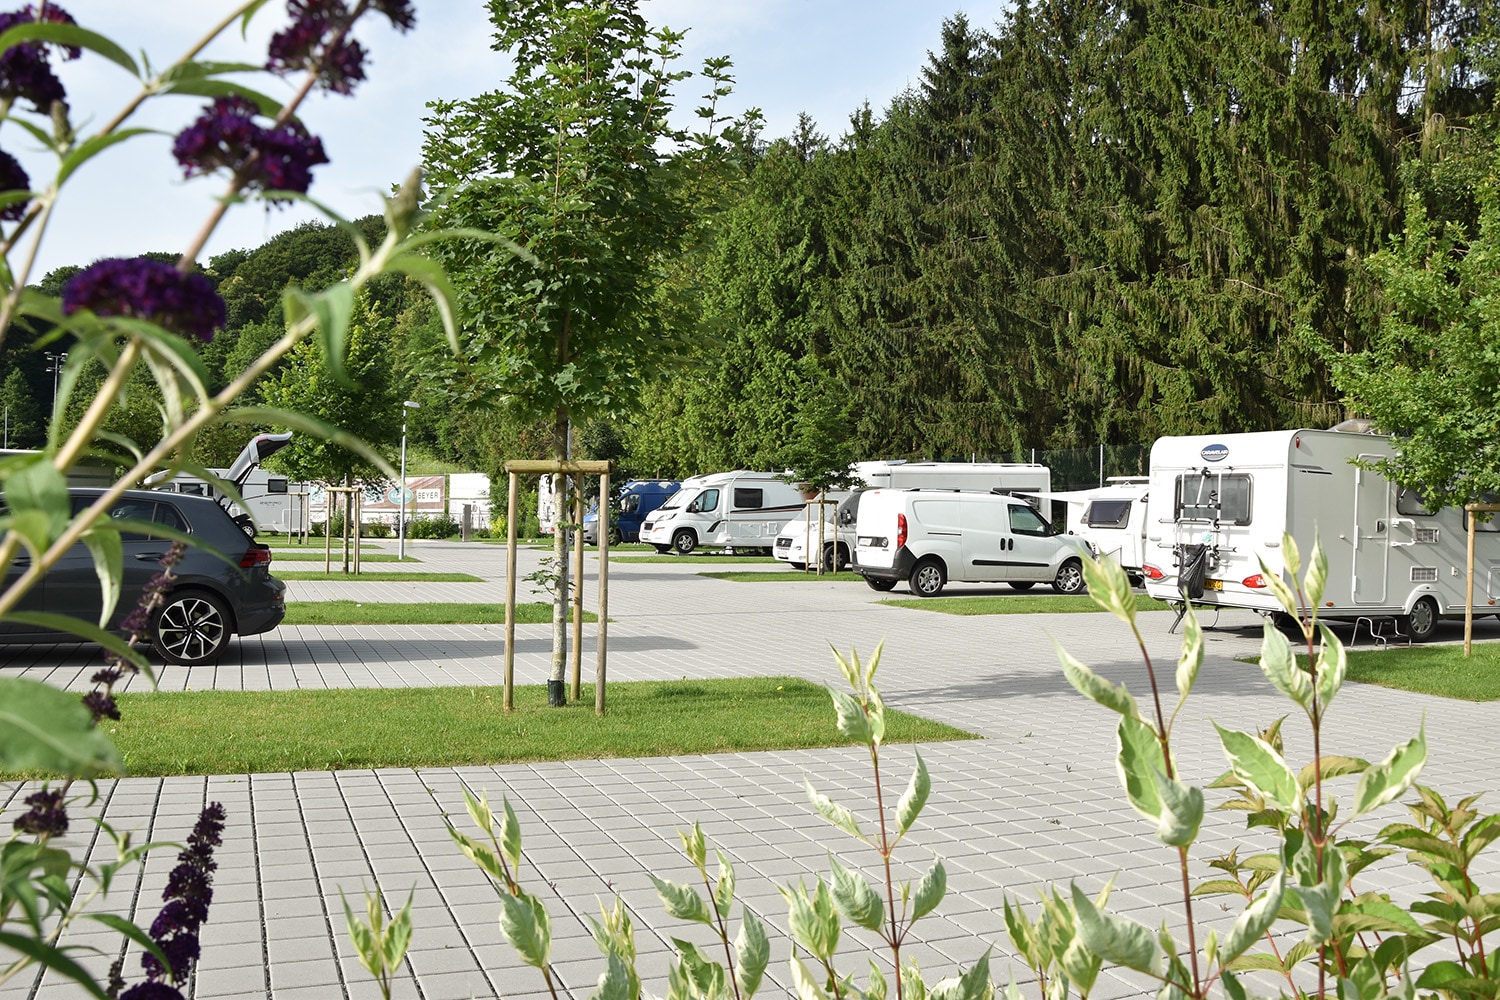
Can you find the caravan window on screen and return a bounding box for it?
[1085,499,1132,529]
[687,489,719,514]
[1175,473,1252,525]
[732,487,763,510]
[1396,487,1437,517]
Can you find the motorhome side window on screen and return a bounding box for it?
[687,489,719,513]
[1465,495,1500,533]
[1396,487,1437,517]
[1085,499,1132,529]
[1008,504,1051,537]
[1175,473,1252,525]
[732,488,763,510]
[267,478,288,494]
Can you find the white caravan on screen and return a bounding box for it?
[773,461,1053,571]
[1142,428,1500,641]
[639,471,805,554]
[1024,478,1150,583]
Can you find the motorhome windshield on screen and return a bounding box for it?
[1175,472,1252,525]
[657,489,689,511]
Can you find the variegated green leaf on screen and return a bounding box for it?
[829,856,885,932]
[1117,714,1168,819]
[1060,642,1139,718]
[806,777,867,841]
[1150,768,1204,848]
[1070,883,1160,976]
[1303,536,1328,609]
[1313,623,1346,710]
[1257,552,1299,620]
[713,849,735,918]
[680,822,707,873]
[1258,620,1312,710]
[790,955,832,1000]
[912,858,947,922]
[650,875,714,926]
[830,687,875,744]
[734,908,770,998]
[1353,726,1426,817]
[499,889,551,969]
[1173,610,1203,717]
[1220,875,1283,966]
[1083,554,1135,624]
[1215,724,1301,813]
[896,750,931,840]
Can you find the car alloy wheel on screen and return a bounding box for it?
[154,592,231,665]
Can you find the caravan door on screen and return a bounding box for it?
[1352,457,1389,604]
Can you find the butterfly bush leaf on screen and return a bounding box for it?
[1353,726,1427,818]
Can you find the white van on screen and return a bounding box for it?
[639,471,806,555]
[1142,428,1500,640]
[1024,478,1151,583]
[853,489,1095,597]
[774,462,1053,572]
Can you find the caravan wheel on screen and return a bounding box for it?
[1403,596,1440,642]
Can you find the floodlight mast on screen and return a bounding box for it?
[398,400,420,559]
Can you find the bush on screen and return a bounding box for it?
[362,522,392,538]
[404,515,460,539]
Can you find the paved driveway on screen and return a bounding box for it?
[4,541,1499,999]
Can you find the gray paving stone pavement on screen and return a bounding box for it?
[5,538,1500,998]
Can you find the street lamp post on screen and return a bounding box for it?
[43,351,65,412]
[398,400,420,560]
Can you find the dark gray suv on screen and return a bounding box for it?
[1,488,286,665]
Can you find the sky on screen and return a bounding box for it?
[22,1,1011,278]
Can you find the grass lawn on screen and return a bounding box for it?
[879,593,1175,615]
[64,678,975,776]
[273,571,485,582]
[1344,642,1500,701]
[702,571,865,582]
[283,601,591,625]
[612,554,779,564]
[272,552,416,563]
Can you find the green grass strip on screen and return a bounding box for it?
[273,571,484,582]
[273,552,416,563]
[283,601,591,625]
[1344,642,1500,701]
[879,594,1175,615]
[701,571,865,582]
[611,554,778,564]
[73,678,975,776]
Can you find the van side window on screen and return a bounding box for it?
[621,495,640,513]
[732,488,763,510]
[688,489,719,514]
[1085,499,1132,529]
[1008,504,1051,537]
[1175,473,1252,525]
[1396,487,1437,517]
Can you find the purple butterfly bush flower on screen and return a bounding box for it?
[172,96,328,196]
[267,0,414,95]
[0,148,30,220]
[12,788,67,837]
[126,802,225,991]
[0,3,79,110]
[61,258,225,342]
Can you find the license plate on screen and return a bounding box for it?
[1204,578,1224,591]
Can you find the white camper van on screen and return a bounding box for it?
[1142,428,1500,641]
[1025,478,1150,583]
[639,471,806,554]
[773,462,1054,572]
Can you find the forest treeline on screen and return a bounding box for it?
[3,2,1495,486]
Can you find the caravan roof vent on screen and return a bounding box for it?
[1411,567,1438,583]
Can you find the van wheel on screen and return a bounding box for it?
[1403,596,1440,642]
[910,559,946,598]
[865,577,897,592]
[820,543,848,573]
[1052,560,1086,595]
[1008,581,1036,592]
[672,529,697,555]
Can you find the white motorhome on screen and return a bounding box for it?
[640,471,805,554]
[1142,428,1500,641]
[773,461,1054,571]
[145,433,297,535]
[1024,478,1150,583]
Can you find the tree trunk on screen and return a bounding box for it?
[548,312,572,707]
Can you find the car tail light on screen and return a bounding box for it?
[1242,574,1266,589]
[240,547,272,569]
[1142,564,1164,580]
[896,513,908,550]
